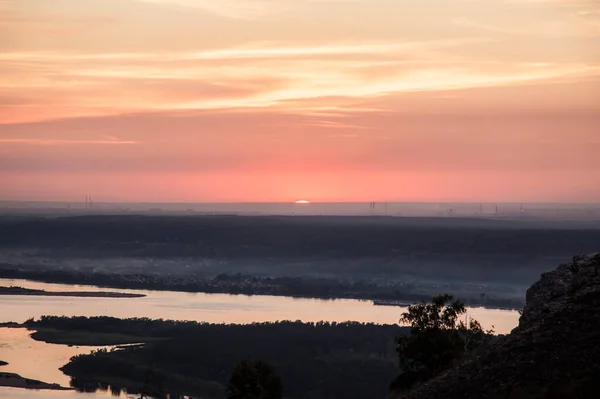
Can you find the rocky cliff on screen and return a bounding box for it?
[392,253,600,399]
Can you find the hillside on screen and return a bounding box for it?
[391,253,600,399]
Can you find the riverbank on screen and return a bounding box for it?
[0,269,524,310]
[0,286,145,298]
[0,372,70,391]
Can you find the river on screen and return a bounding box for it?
[0,278,520,398]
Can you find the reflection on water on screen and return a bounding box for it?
[0,328,140,398]
[68,378,197,399]
[0,278,520,399]
[0,327,163,398]
[0,387,140,399]
[69,379,133,398]
[0,385,197,399]
[0,327,110,387]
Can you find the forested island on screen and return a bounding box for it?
[23,316,403,399]
[0,285,145,298]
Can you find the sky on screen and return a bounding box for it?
[1,0,599,203]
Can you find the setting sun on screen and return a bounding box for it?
[295,200,311,204]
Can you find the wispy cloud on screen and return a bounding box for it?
[0,38,483,63]
[137,0,276,19]
[300,120,374,130]
[137,0,362,19]
[0,138,138,145]
[3,40,597,124]
[453,15,600,38]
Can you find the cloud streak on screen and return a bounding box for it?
[2,41,597,124]
[0,138,138,145]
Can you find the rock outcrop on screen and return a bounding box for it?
[391,253,600,399]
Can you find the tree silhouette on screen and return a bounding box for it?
[391,294,493,392]
[227,360,283,399]
[138,363,164,399]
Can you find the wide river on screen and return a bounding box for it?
[0,278,520,398]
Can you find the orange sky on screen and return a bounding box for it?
[1,0,599,202]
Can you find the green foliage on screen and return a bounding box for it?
[400,294,466,332]
[391,294,493,392]
[227,360,283,399]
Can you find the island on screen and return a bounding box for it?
[0,285,145,298]
[0,372,70,390]
[22,315,403,399]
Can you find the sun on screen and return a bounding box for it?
[295,200,310,204]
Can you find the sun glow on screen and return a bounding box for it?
[295,200,310,204]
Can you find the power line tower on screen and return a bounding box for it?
[84,194,94,209]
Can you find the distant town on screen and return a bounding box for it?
[0,200,598,221]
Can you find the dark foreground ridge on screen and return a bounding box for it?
[391,253,600,399]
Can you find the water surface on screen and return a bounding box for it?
[0,278,519,398]
[0,278,518,332]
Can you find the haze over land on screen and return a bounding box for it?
[1,213,598,310]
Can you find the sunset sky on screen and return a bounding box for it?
[1,0,599,202]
